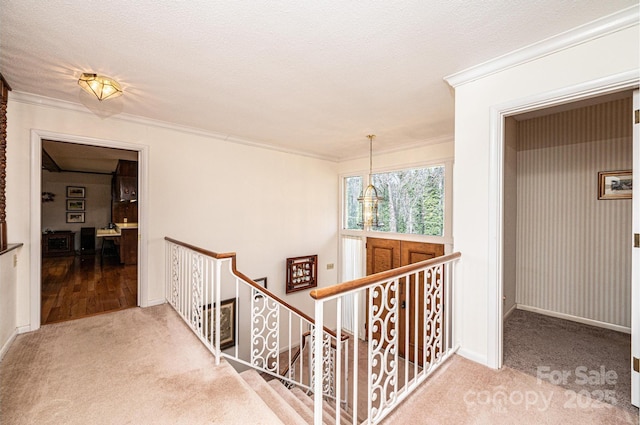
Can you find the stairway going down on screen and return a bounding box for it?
[240,369,353,425]
[165,238,462,425]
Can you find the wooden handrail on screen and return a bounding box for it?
[164,237,347,341]
[164,237,236,259]
[310,251,461,300]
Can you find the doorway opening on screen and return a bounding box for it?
[40,140,139,324]
[29,130,148,332]
[499,91,635,411]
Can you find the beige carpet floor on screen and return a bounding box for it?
[0,305,282,425]
[2,304,637,425]
[381,355,638,425]
[504,309,633,413]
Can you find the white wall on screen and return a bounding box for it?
[451,25,639,365]
[0,246,20,358]
[42,171,112,250]
[7,97,339,331]
[338,141,453,176]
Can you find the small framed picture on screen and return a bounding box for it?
[254,277,268,290]
[202,298,236,350]
[66,186,85,198]
[66,212,85,223]
[286,255,318,294]
[598,170,632,200]
[66,199,85,211]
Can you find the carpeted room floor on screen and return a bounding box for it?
[0,305,282,425]
[503,308,635,413]
[1,305,637,424]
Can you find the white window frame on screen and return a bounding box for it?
[339,158,454,250]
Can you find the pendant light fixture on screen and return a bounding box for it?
[358,134,384,229]
[78,73,123,101]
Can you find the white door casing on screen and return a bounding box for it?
[29,130,149,331]
[488,71,639,369]
[631,89,639,408]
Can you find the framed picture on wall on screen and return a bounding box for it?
[598,170,632,200]
[66,199,85,211]
[66,186,86,198]
[286,255,317,294]
[202,298,236,350]
[254,277,267,290]
[66,212,85,223]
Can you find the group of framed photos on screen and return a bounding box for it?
[66,186,86,223]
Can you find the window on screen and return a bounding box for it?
[343,165,445,237]
[344,175,362,230]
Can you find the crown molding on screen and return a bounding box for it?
[9,91,340,162]
[444,5,639,88]
[339,134,454,163]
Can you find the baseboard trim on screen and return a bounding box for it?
[503,303,517,320]
[516,304,630,334]
[0,328,18,362]
[456,347,488,367]
[17,325,32,334]
[145,298,167,308]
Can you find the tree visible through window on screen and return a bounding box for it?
[344,176,362,230]
[344,166,445,236]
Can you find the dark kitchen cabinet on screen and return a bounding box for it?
[115,176,137,202]
[113,160,138,202]
[112,202,138,224]
[119,228,138,265]
[112,160,138,223]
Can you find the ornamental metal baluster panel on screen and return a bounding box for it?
[310,324,316,388]
[251,288,280,372]
[310,331,335,398]
[191,253,204,332]
[323,334,335,397]
[169,244,179,307]
[423,264,444,372]
[424,266,435,369]
[433,264,444,365]
[368,278,399,423]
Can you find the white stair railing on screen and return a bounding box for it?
[311,252,461,425]
[164,237,348,405]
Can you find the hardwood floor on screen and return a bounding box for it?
[41,254,137,325]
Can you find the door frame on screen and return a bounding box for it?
[29,130,149,331]
[632,88,639,407]
[487,70,639,369]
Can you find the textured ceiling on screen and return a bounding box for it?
[0,1,636,161]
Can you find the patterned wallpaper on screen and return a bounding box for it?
[515,96,632,328]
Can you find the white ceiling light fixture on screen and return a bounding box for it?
[78,73,123,101]
[358,134,384,230]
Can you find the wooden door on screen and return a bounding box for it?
[366,238,444,363]
[366,238,401,275]
[366,238,401,348]
[399,241,444,364]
